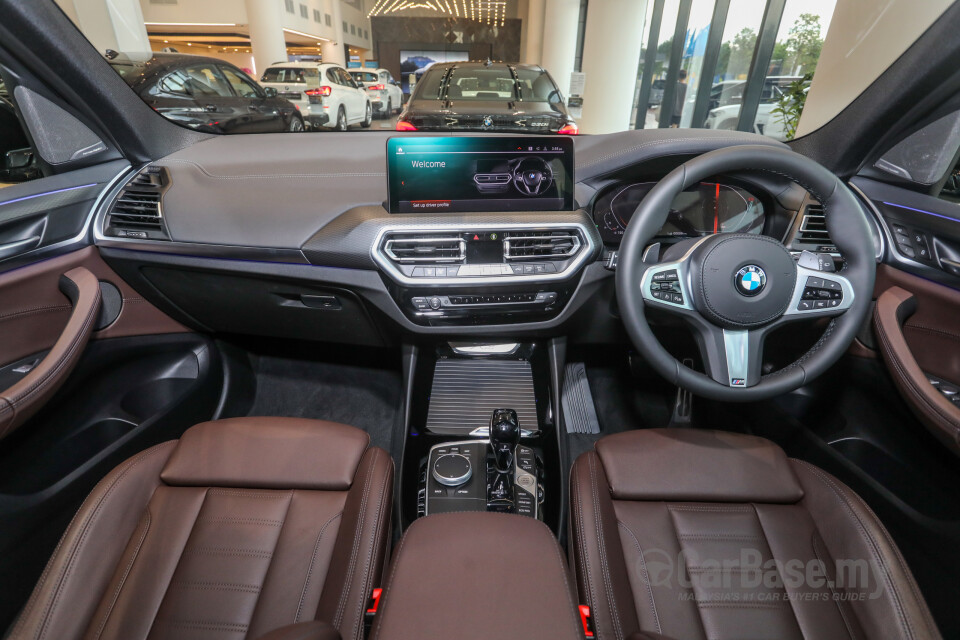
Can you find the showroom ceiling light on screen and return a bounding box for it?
[283,28,330,42]
[144,22,238,27]
[368,0,507,25]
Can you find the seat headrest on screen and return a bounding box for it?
[594,429,803,503]
[161,417,370,490]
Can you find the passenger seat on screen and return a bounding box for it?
[8,417,393,640]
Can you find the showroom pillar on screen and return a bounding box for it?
[523,0,545,64]
[245,0,288,75]
[540,0,580,97]
[56,0,150,55]
[322,0,347,66]
[578,0,647,134]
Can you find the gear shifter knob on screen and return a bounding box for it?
[490,408,520,471]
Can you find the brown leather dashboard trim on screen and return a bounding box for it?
[0,267,101,440]
[874,285,960,454]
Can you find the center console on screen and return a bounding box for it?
[400,342,563,534]
[418,409,544,520]
[373,135,599,326]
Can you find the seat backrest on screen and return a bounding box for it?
[9,417,393,640]
[569,429,941,640]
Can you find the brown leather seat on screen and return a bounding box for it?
[9,417,393,640]
[569,428,941,640]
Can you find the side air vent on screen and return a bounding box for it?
[503,229,581,260]
[104,166,169,240]
[383,233,466,263]
[797,205,829,242]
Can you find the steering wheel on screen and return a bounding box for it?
[512,157,553,196]
[616,145,876,401]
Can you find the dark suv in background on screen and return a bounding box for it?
[109,53,303,134]
[397,61,578,134]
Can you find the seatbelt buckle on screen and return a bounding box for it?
[363,588,382,637]
[579,604,595,638]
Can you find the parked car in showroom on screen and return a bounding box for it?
[349,67,404,118]
[396,61,578,133]
[108,53,304,133]
[260,61,372,131]
[703,75,802,139]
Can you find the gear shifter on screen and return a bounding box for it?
[490,408,520,472]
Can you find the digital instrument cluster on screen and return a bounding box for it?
[593,181,766,243]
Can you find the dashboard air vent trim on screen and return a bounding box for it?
[503,229,582,261]
[383,234,466,263]
[797,205,829,242]
[104,165,170,240]
[371,221,598,286]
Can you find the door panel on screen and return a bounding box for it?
[852,177,960,454]
[0,245,187,366]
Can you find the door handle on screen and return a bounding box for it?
[0,235,40,260]
[0,267,101,441]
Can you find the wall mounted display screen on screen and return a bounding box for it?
[399,50,469,93]
[386,136,575,213]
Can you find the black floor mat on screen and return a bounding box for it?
[248,355,401,460]
[566,365,673,464]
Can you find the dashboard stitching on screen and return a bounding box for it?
[158,159,385,180]
[583,137,785,170]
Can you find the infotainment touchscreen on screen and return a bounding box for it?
[386,136,574,213]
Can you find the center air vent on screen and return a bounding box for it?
[503,230,581,260]
[104,166,169,240]
[383,233,466,263]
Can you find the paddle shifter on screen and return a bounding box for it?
[490,408,520,472]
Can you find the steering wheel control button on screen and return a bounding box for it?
[432,453,473,487]
[652,269,678,282]
[734,265,767,297]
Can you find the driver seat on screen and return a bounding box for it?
[569,429,940,640]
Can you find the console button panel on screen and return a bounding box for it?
[419,440,543,521]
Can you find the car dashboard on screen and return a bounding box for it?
[90,129,851,342]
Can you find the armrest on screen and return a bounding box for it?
[254,621,341,640]
[370,512,584,640]
[0,266,101,440]
[874,285,960,454]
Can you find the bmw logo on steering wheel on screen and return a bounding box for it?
[734,265,766,296]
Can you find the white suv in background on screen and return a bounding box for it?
[349,68,403,118]
[260,61,372,131]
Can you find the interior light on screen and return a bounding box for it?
[558,123,579,135]
[396,120,417,131]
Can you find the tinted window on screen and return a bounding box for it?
[0,71,41,184]
[326,68,340,84]
[183,65,233,97]
[351,72,378,83]
[262,68,307,83]
[515,69,560,102]
[221,67,261,98]
[446,68,517,101]
[413,67,445,100]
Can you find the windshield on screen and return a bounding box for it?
[56,0,948,139]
